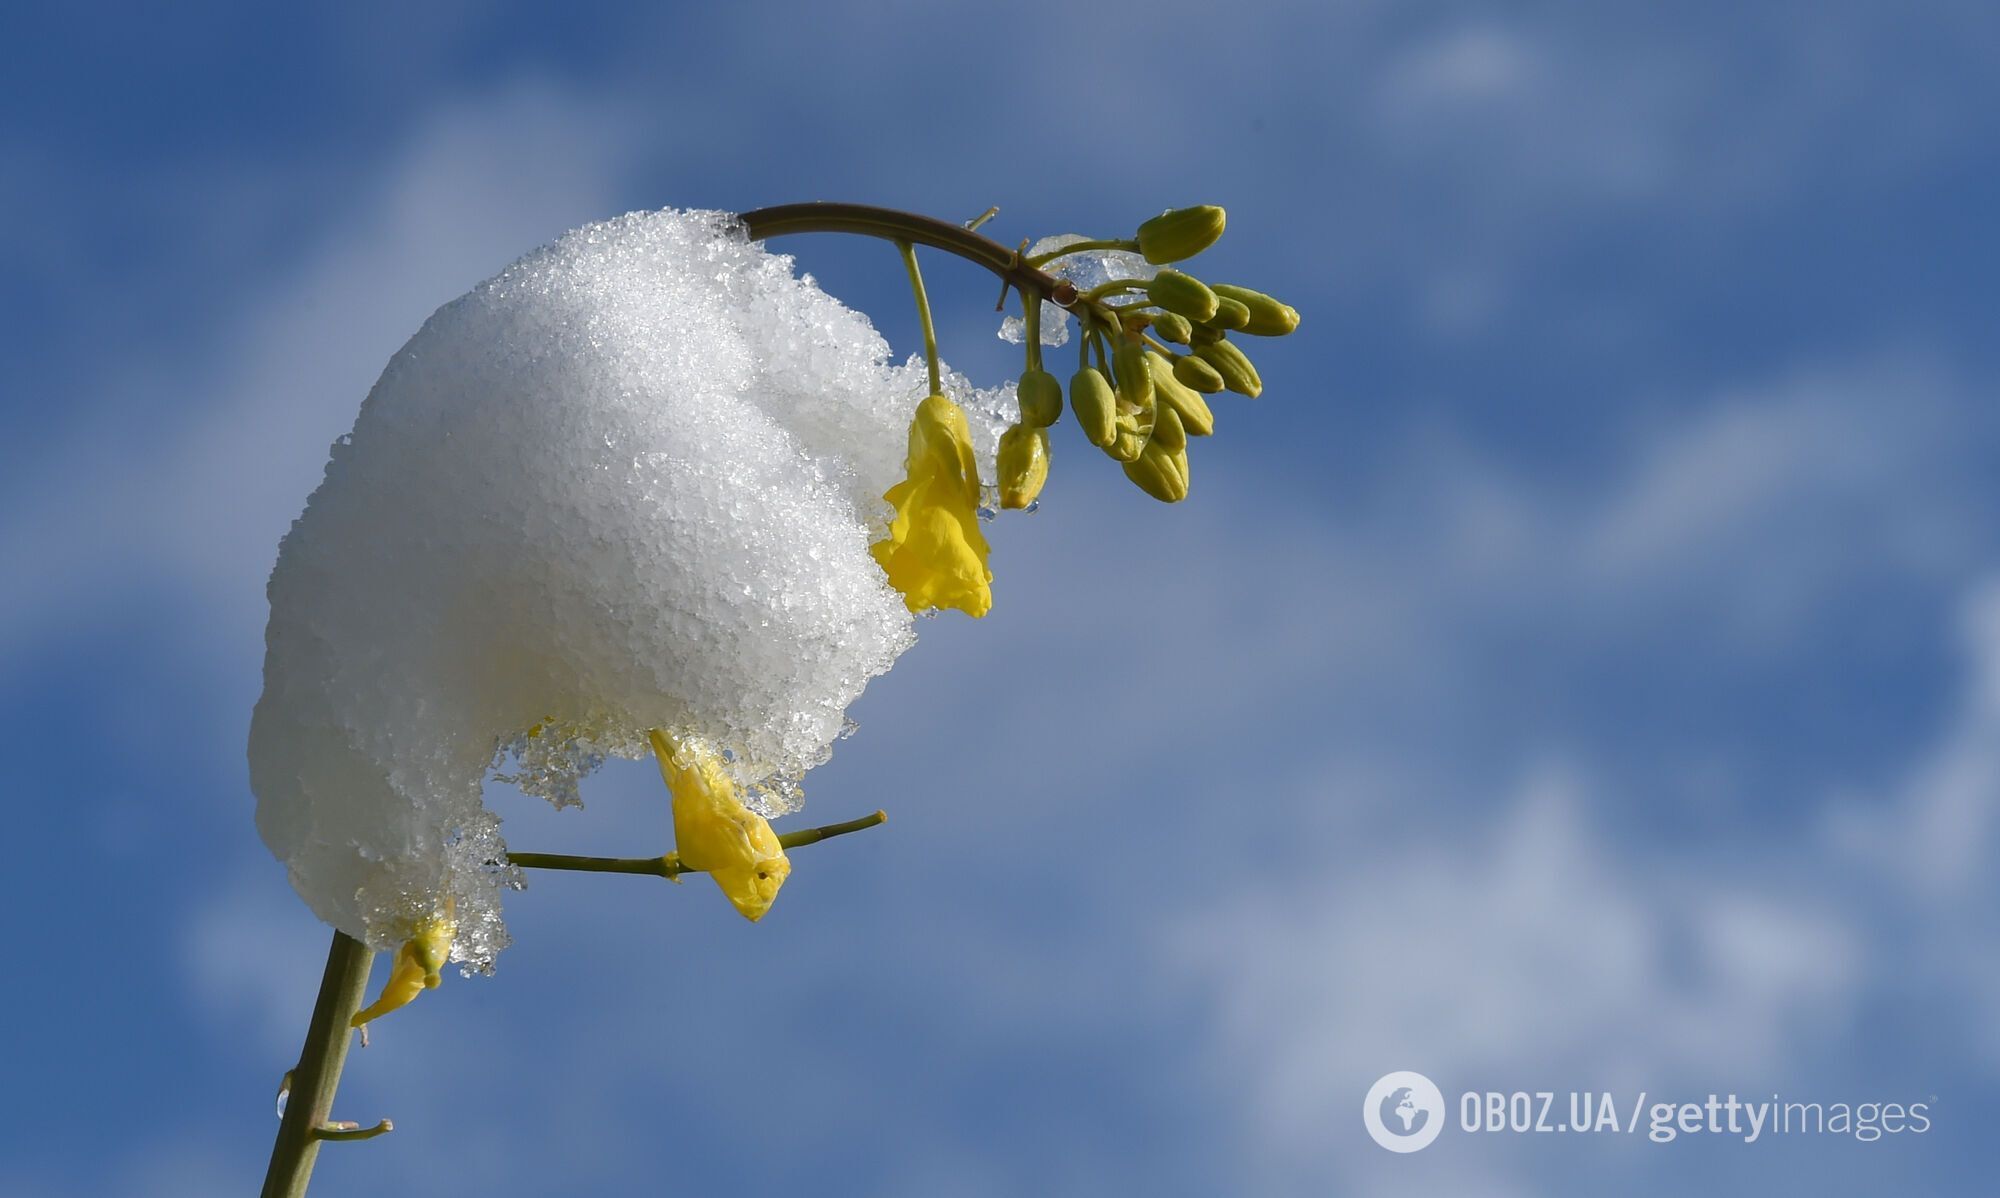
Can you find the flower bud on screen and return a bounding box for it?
[1190,324,1225,348]
[1172,353,1225,393]
[1150,311,1194,345]
[997,425,1050,509]
[1135,205,1227,265]
[1016,369,1063,428]
[1112,340,1156,412]
[1145,270,1220,323]
[1106,407,1152,463]
[1210,284,1301,337]
[1122,442,1190,503]
[1195,341,1263,398]
[1070,367,1118,447]
[1151,400,1188,452]
[1148,353,1216,436]
[1206,296,1251,331]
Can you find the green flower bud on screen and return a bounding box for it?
[1107,409,1151,463]
[1206,296,1251,331]
[1016,369,1063,428]
[1112,340,1156,412]
[1151,400,1188,452]
[1172,353,1225,393]
[1148,352,1216,437]
[1070,367,1117,447]
[997,424,1050,509]
[1195,341,1263,398]
[1122,442,1190,503]
[1145,270,1220,323]
[1150,311,1194,345]
[1135,205,1227,265]
[1210,284,1301,337]
[1189,324,1225,349]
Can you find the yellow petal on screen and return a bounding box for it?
[351,912,454,1028]
[650,730,790,921]
[870,395,992,617]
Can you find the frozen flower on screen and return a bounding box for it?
[870,394,994,618]
[249,209,993,969]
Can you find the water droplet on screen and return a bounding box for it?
[977,506,997,523]
[1024,500,1041,515]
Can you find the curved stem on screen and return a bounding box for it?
[1026,236,1138,267]
[1084,280,1147,303]
[262,932,376,1198]
[737,202,1079,307]
[897,241,942,396]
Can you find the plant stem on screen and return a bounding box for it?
[737,203,1077,306]
[507,809,889,879]
[261,932,376,1198]
[1025,236,1138,267]
[897,241,942,396]
[1023,287,1043,373]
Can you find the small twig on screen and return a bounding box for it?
[507,810,887,879]
[314,1119,394,1143]
[964,206,999,231]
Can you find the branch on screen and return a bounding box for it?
[506,810,888,879]
[737,203,1080,307]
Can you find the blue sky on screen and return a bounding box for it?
[4,2,2000,1194]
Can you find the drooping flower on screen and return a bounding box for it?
[870,394,994,618]
[352,909,455,1027]
[651,729,790,921]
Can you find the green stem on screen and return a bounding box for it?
[508,809,889,879]
[1083,280,1146,303]
[261,932,376,1198]
[897,241,942,396]
[1026,237,1139,267]
[1023,287,1043,373]
[314,1120,394,1143]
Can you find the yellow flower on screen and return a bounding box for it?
[650,729,790,921]
[870,394,993,618]
[351,908,455,1028]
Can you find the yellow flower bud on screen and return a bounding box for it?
[1150,311,1194,345]
[1195,341,1263,398]
[1146,270,1220,323]
[1172,353,1225,393]
[1206,296,1250,331]
[1122,441,1190,503]
[1190,324,1225,349]
[1016,369,1063,428]
[1112,340,1156,412]
[1070,367,1117,447]
[1210,284,1301,336]
[997,424,1050,509]
[1135,205,1227,264]
[351,909,455,1028]
[1106,407,1152,463]
[1149,353,1217,437]
[1151,400,1188,452]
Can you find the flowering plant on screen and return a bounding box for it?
[254,201,1297,1196]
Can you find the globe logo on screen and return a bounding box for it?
[1362,1071,1446,1152]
